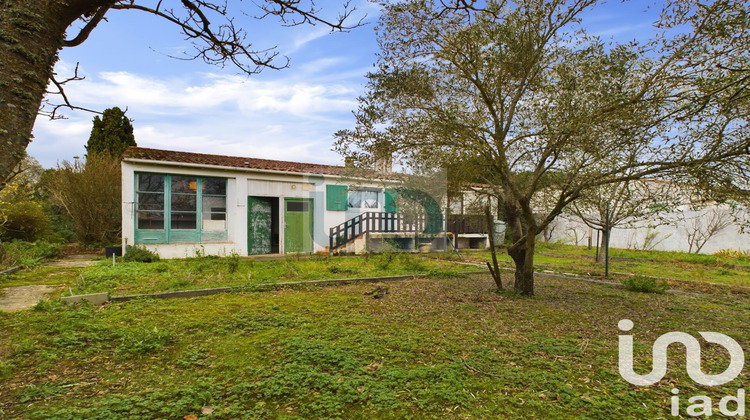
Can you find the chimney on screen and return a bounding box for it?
[344,156,355,168]
[373,142,393,173]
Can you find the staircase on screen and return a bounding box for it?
[329,212,429,253]
[328,212,491,254]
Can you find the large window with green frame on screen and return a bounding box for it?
[135,173,228,244]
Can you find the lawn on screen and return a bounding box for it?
[462,242,750,288]
[0,253,472,296]
[0,273,748,419]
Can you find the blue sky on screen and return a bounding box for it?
[28,0,663,169]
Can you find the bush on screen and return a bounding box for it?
[45,155,121,245]
[123,245,160,263]
[0,201,49,241]
[0,240,63,269]
[622,275,669,294]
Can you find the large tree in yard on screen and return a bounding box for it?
[0,0,360,186]
[335,0,750,295]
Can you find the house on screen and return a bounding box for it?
[121,147,497,258]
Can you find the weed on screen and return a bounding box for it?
[117,326,174,355]
[18,382,66,403]
[714,248,750,261]
[327,263,358,275]
[622,275,669,294]
[123,245,160,263]
[175,346,211,369]
[227,251,240,274]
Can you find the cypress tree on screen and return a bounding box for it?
[85,107,136,158]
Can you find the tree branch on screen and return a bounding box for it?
[63,4,111,47]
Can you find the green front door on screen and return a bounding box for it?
[248,196,273,255]
[284,198,313,253]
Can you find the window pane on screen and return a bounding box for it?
[202,218,226,231]
[137,192,164,211]
[171,212,197,229]
[349,190,378,208]
[137,211,164,229]
[138,174,164,192]
[172,176,197,194]
[361,191,378,208]
[203,195,227,224]
[172,194,196,212]
[348,192,360,208]
[287,201,309,212]
[203,178,226,195]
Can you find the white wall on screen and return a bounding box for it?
[546,207,750,254]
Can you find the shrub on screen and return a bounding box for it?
[1,241,63,269]
[0,201,49,241]
[45,155,121,245]
[622,275,669,294]
[123,245,160,263]
[227,251,240,274]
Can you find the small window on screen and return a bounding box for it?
[349,190,379,209]
[287,201,309,212]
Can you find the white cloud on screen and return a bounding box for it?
[289,27,334,53]
[30,66,360,168]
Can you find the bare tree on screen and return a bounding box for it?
[568,180,679,262]
[684,205,735,253]
[0,0,363,186]
[46,154,123,244]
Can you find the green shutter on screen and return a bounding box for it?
[385,189,398,213]
[326,184,348,211]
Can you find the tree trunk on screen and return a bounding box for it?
[508,233,536,296]
[484,205,503,290]
[0,0,107,185]
[595,228,609,263]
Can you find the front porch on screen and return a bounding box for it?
[329,212,502,254]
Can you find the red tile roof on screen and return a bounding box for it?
[122,147,347,176]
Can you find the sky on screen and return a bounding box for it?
[28,0,664,169]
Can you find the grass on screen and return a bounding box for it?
[464,242,750,287]
[1,274,748,418]
[1,253,471,296]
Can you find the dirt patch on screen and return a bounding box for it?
[45,255,100,268]
[0,285,63,312]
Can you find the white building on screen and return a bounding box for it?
[121,147,494,258]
